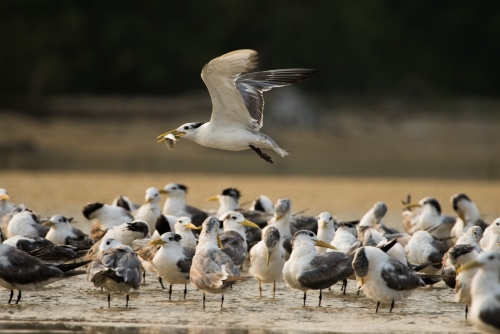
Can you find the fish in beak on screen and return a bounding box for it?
[239,220,259,228]
[205,195,219,202]
[186,223,203,231]
[402,203,422,210]
[157,129,187,142]
[313,239,338,250]
[148,239,165,246]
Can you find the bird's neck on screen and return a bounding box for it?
[197,235,219,251]
[217,198,239,216]
[164,196,186,216]
[269,214,292,239]
[471,268,500,301]
[290,241,317,262]
[317,226,335,243]
[359,209,375,226]
[460,202,481,224]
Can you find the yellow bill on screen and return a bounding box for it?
[266,251,271,271]
[217,234,224,249]
[148,239,165,246]
[0,194,9,200]
[41,221,54,227]
[186,223,203,230]
[239,220,259,228]
[462,260,481,271]
[205,195,219,202]
[313,240,338,250]
[402,203,422,210]
[157,129,186,141]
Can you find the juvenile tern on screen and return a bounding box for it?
[352,246,426,313]
[283,230,353,306]
[157,49,319,163]
[43,215,95,248]
[249,226,286,297]
[87,238,142,307]
[358,202,398,239]
[82,203,133,240]
[149,232,195,300]
[190,217,246,308]
[462,251,500,333]
[0,244,88,304]
[450,193,488,240]
[219,212,260,266]
[160,183,208,226]
[133,187,162,232]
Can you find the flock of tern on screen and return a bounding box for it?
[0,186,499,333]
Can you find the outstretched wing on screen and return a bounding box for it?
[202,49,258,129]
[236,69,319,130]
[298,251,354,290]
[381,258,425,291]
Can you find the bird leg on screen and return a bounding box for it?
[258,280,262,298]
[389,299,394,313]
[202,293,206,309]
[328,286,331,291]
[142,271,146,284]
[342,279,347,295]
[357,286,361,295]
[221,294,224,308]
[8,290,13,304]
[318,289,322,307]
[249,145,273,164]
[303,292,307,306]
[126,294,129,308]
[273,281,276,298]
[159,277,165,289]
[108,293,111,308]
[184,284,187,299]
[169,285,173,301]
[375,301,380,313]
[465,305,468,320]
[15,291,21,304]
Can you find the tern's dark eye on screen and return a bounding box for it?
[309,233,314,237]
[232,216,236,220]
[172,187,177,190]
[169,237,173,241]
[184,126,189,130]
[59,219,62,222]
[489,255,494,260]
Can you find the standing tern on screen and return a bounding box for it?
[283,230,352,306]
[450,193,488,240]
[220,211,259,266]
[157,49,319,163]
[133,187,162,233]
[249,226,286,298]
[316,212,337,255]
[160,183,208,226]
[462,251,500,333]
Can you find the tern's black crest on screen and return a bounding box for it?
[448,244,475,264]
[172,233,182,242]
[423,198,442,215]
[264,226,281,249]
[177,184,188,193]
[82,203,104,220]
[290,230,316,248]
[253,198,265,213]
[373,202,388,220]
[337,222,358,238]
[222,188,241,200]
[115,196,131,212]
[156,215,171,235]
[125,221,149,236]
[191,122,205,129]
[352,247,369,278]
[452,193,471,211]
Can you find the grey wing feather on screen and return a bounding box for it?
[290,215,318,235]
[429,239,448,269]
[185,205,208,227]
[176,247,195,273]
[32,223,49,237]
[478,294,500,330]
[99,248,142,290]
[0,248,63,285]
[235,69,319,129]
[297,251,354,290]
[190,248,239,290]
[220,230,247,266]
[381,258,425,291]
[66,227,95,248]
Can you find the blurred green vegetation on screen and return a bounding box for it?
[1,1,500,100]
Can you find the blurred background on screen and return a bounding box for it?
[1,1,500,179]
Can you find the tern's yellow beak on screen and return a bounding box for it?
[402,203,422,210]
[159,189,168,194]
[266,251,271,271]
[239,220,259,228]
[157,129,186,142]
[42,221,55,227]
[0,194,9,200]
[462,260,482,271]
[205,195,219,202]
[144,197,153,205]
[217,234,224,249]
[455,265,463,275]
[313,240,338,250]
[186,222,203,230]
[457,209,466,223]
[148,239,165,246]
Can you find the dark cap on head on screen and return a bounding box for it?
[451,193,471,212]
[82,203,104,220]
[221,188,241,200]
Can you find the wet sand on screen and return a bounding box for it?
[0,171,497,333]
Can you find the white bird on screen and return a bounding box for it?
[331,222,360,254]
[133,187,162,233]
[462,251,500,333]
[358,202,398,239]
[157,49,319,163]
[450,193,488,240]
[82,202,133,240]
[6,210,48,239]
[112,195,140,212]
[480,218,500,253]
[263,198,293,255]
[456,226,483,252]
[87,238,142,308]
[403,197,455,239]
[0,188,14,220]
[446,244,480,319]
[316,212,336,255]
[352,246,426,313]
[249,195,275,214]
[249,226,286,297]
[190,217,246,308]
[283,230,353,306]
[160,183,208,226]
[0,244,88,304]
[219,211,260,266]
[149,232,195,300]
[43,215,95,248]
[362,229,407,266]
[405,231,448,274]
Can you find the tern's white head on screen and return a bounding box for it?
[490,218,500,234]
[101,238,124,252]
[149,232,183,248]
[318,212,336,231]
[160,122,206,140]
[207,188,241,215]
[198,217,222,248]
[463,250,500,272]
[0,188,10,201]
[290,230,337,251]
[274,198,292,220]
[160,183,188,198]
[419,197,442,216]
[43,215,72,228]
[222,211,259,235]
[451,193,480,223]
[250,195,274,214]
[175,216,200,233]
[144,187,161,205]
